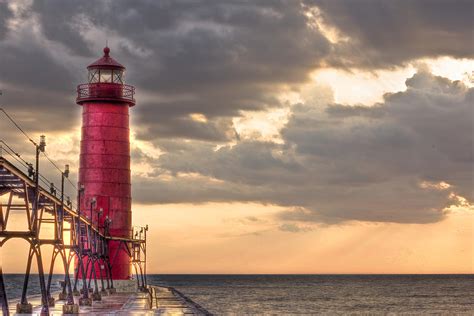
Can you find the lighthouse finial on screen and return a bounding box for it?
[104,39,110,56]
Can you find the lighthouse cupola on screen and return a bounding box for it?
[77,46,135,106]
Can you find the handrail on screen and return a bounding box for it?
[76,83,135,105]
[0,156,145,243]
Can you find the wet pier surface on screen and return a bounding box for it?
[10,286,211,315]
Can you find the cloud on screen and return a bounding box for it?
[0,4,80,135]
[311,0,474,68]
[16,0,332,141]
[278,222,313,233]
[1,0,472,141]
[31,1,95,57]
[0,1,13,40]
[133,71,472,224]
[0,1,472,226]
[135,109,238,142]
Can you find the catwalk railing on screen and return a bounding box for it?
[77,83,135,105]
[0,144,147,315]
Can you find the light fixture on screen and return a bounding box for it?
[39,135,46,152]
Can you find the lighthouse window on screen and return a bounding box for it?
[100,69,112,83]
[88,69,99,83]
[113,70,124,84]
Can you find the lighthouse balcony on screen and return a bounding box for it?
[77,83,136,106]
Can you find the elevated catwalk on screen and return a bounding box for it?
[0,153,147,314]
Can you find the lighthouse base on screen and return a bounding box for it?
[73,279,136,294]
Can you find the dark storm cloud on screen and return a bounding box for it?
[31,1,94,57]
[136,114,235,142]
[135,88,280,141]
[1,0,471,140]
[0,42,74,92]
[23,0,332,140]
[311,0,474,68]
[0,2,79,134]
[37,0,330,89]
[0,1,12,40]
[0,38,79,133]
[133,71,473,224]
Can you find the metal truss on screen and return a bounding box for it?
[0,153,147,315]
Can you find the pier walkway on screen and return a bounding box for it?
[10,286,211,315]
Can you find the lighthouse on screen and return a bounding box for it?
[76,47,135,280]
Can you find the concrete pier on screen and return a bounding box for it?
[10,286,211,315]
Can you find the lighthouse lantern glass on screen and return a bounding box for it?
[100,69,112,83]
[113,70,124,84]
[88,69,99,83]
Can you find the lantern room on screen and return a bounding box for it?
[76,47,135,106]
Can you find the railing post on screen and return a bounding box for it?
[0,267,9,316]
[19,246,34,307]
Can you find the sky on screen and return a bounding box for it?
[0,0,473,274]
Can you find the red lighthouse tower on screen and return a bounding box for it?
[76,47,135,280]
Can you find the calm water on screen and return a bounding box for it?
[148,275,474,314]
[3,274,474,314]
[3,274,64,301]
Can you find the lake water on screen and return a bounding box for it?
[148,274,474,314]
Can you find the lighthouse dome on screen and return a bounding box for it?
[87,47,126,84]
[87,47,125,70]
